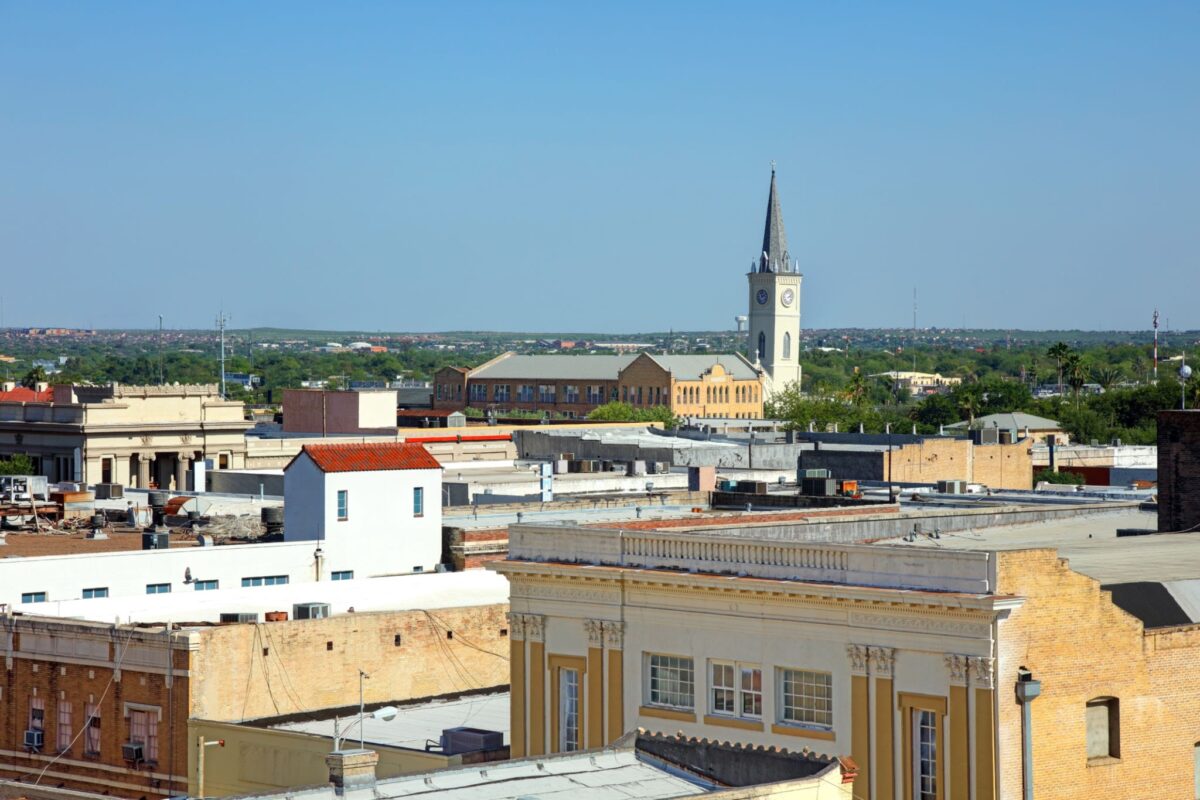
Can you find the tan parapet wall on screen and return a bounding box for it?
[187,604,511,722]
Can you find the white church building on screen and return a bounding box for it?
[746,166,803,397]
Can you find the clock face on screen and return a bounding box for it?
[781,288,795,308]
[756,289,769,305]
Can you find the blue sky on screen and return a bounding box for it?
[2,2,1197,332]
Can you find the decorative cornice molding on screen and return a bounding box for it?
[524,614,546,644]
[846,644,869,676]
[968,656,995,689]
[584,619,604,648]
[505,612,526,641]
[869,646,895,678]
[945,654,969,686]
[603,621,625,650]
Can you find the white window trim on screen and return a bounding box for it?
[122,702,163,722]
[644,652,695,711]
[775,667,834,732]
[709,660,763,720]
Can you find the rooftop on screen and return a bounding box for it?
[946,412,1061,430]
[294,442,442,473]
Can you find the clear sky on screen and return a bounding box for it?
[2,2,1197,332]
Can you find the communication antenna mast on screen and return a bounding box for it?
[1153,308,1159,383]
[216,311,230,398]
[912,287,917,334]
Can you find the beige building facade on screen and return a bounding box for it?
[0,384,250,487]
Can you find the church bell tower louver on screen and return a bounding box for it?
[747,165,802,395]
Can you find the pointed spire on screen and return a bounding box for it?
[759,164,790,273]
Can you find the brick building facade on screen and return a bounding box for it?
[1158,409,1200,533]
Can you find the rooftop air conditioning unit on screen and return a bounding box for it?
[24,729,44,750]
[121,742,144,762]
[438,727,504,755]
[219,612,259,624]
[293,602,330,620]
[142,532,169,550]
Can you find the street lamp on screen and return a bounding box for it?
[1015,667,1042,800]
[196,736,225,799]
[331,670,398,751]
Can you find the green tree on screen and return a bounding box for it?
[1047,342,1071,396]
[1034,468,1085,485]
[952,383,984,429]
[20,366,47,388]
[911,393,959,430]
[0,454,35,475]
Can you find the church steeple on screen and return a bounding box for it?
[759,165,791,273]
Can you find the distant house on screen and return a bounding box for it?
[947,412,1068,445]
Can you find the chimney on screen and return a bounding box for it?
[326,749,379,794]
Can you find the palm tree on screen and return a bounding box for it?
[842,371,868,407]
[1047,342,1071,397]
[1091,365,1123,394]
[954,384,983,429]
[1064,353,1087,411]
[20,365,47,389]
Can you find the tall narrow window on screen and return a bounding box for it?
[757,332,767,362]
[413,487,424,518]
[57,701,72,752]
[29,697,45,731]
[914,709,938,800]
[128,708,159,761]
[783,332,792,359]
[559,667,580,752]
[337,489,349,521]
[1086,697,1120,760]
[84,704,101,755]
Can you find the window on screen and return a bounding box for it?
[778,668,833,728]
[494,384,511,403]
[914,709,937,800]
[517,384,534,403]
[194,580,219,591]
[128,708,159,762]
[84,704,101,755]
[469,383,487,403]
[82,587,108,599]
[586,385,604,404]
[1086,698,1120,760]
[710,661,762,718]
[413,486,424,517]
[57,701,72,751]
[337,489,349,520]
[146,583,171,594]
[29,696,45,731]
[22,592,47,604]
[241,575,289,587]
[757,332,766,362]
[332,570,354,581]
[563,385,580,404]
[559,667,581,752]
[647,654,694,709]
[783,332,792,360]
[538,384,556,404]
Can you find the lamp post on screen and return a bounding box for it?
[1015,667,1042,800]
[196,735,225,799]
[332,671,399,751]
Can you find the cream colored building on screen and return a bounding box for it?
[0,383,250,487]
[867,371,961,395]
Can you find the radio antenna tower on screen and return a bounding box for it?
[912,287,917,334]
[216,311,230,398]
[1153,308,1159,383]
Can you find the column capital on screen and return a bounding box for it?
[846,644,870,676]
[968,656,995,689]
[603,621,625,650]
[506,612,526,641]
[524,614,546,644]
[584,619,604,648]
[945,654,969,686]
[869,646,896,678]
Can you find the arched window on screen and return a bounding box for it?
[783,332,792,360]
[757,332,767,362]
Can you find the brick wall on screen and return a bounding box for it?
[1158,410,1200,532]
[995,549,1200,799]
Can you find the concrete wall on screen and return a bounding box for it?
[1158,410,1200,533]
[207,470,285,496]
[188,605,510,722]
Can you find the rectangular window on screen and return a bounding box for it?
[1086,698,1120,760]
[82,587,109,599]
[146,583,171,594]
[778,668,833,728]
[469,383,487,402]
[647,654,694,710]
[128,708,159,762]
[517,384,534,403]
[84,704,101,755]
[57,701,72,751]
[241,575,289,587]
[915,709,937,800]
[22,592,47,603]
[559,667,580,752]
[563,385,580,404]
[538,384,556,404]
[709,661,762,718]
[29,696,45,730]
[494,384,510,402]
[413,486,424,517]
[194,580,219,591]
[331,570,354,581]
[337,489,349,520]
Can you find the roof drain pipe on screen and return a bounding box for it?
[1015,667,1042,800]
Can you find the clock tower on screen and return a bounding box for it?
[747,166,802,395]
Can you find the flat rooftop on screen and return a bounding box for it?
[272,690,510,749]
[14,570,509,624]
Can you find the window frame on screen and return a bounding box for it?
[22,591,48,604]
[549,654,587,754]
[241,575,289,587]
[331,570,354,581]
[84,704,101,756]
[82,587,109,600]
[146,583,171,594]
[57,700,73,752]
[776,667,834,730]
[708,660,763,720]
[1086,697,1121,762]
[645,653,695,711]
[898,692,946,800]
[413,486,425,518]
[336,489,349,521]
[193,579,219,591]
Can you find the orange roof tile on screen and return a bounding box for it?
[297,442,442,473]
[0,387,53,403]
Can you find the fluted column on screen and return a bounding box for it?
[870,646,896,800]
[175,453,190,492]
[507,613,527,758]
[604,622,625,744]
[847,645,870,800]
[970,656,997,800]
[526,615,546,755]
[584,620,604,748]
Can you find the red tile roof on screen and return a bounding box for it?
[0,387,53,403]
[297,442,442,473]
